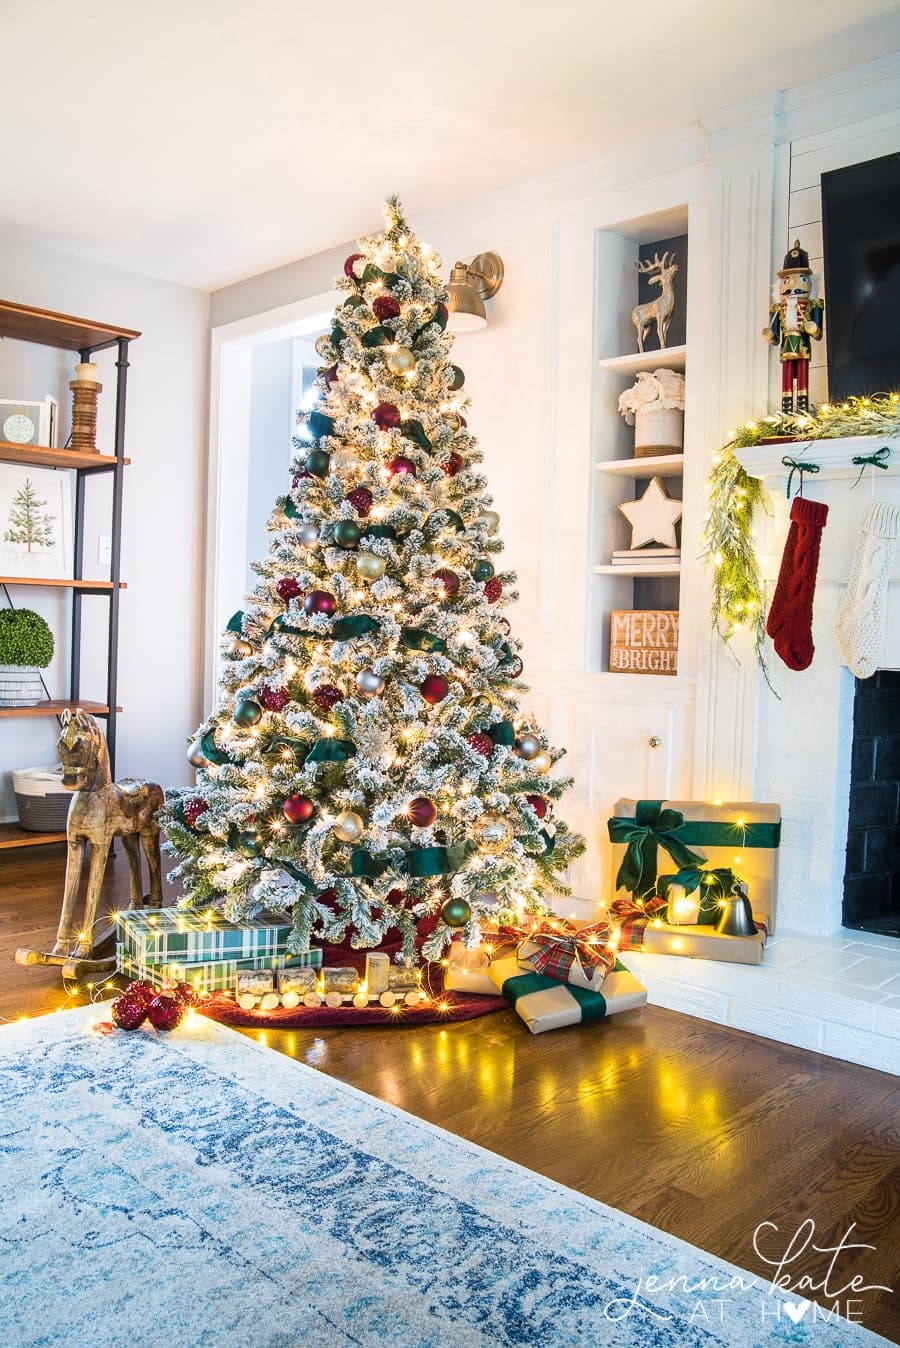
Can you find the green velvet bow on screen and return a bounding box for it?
[399,626,447,654]
[607,801,706,898]
[226,611,245,633]
[307,411,335,439]
[306,738,356,764]
[332,614,379,641]
[199,730,230,765]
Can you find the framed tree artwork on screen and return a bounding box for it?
[0,464,73,578]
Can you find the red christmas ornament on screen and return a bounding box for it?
[344,252,365,278]
[420,675,450,705]
[182,797,208,829]
[283,793,315,824]
[441,452,464,477]
[433,568,460,598]
[525,794,548,820]
[507,656,524,678]
[387,455,416,477]
[371,401,401,430]
[293,471,311,486]
[372,295,401,322]
[259,684,290,711]
[111,993,147,1031]
[324,363,339,387]
[312,683,344,712]
[467,732,494,758]
[276,577,302,601]
[173,982,196,1007]
[304,590,337,616]
[126,980,157,1008]
[484,577,503,603]
[458,415,468,429]
[408,797,437,827]
[346,486,373,516]
[436,302,449,327]
[146,994,184,1032]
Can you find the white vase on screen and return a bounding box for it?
[634,406,684,457]
[0,665,44,706]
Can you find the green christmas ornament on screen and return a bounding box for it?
[441,896,472,929]
[333,519,362,549]
[236,829,264,858]
[233,698,263,727]
[448,365,465,391]
[305,448,331,478]
[473,558,495,582]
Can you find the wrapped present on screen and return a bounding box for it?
[488,955,647,1034]
[116,946,321,994]
[518,920,616,992]
[117,908,298,965]
[443,965,504,997]
[608,897,767,965]
[608,799,781,930]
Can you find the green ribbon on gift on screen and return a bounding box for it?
[265,735,310,763]
[307,411,335,439]
[306,737,356,763]
[487,720,515,747]
[226,611,245,633]
[400,626,447,654]
[199,730,230,765]
[332,614,379,641]
[657,866,735,924]
[500,968,623,1023]
[607,801,707,898]
[400,418,431,449]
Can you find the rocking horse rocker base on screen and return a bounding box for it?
[14,709,164,985]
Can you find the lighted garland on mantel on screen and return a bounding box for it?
[701,393,900,660]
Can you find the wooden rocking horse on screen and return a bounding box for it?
[15,709,164,981]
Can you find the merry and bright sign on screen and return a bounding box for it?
[610,610,679,674]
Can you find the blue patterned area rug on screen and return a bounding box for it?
[0,1006,889,1348]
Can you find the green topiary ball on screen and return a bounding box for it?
[0,608,54,667]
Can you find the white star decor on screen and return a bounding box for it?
[618,475,683,549]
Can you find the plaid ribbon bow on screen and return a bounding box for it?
[524,920,616,985]
[608,896,667,951]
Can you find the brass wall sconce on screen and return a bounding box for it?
[447,252,504,332]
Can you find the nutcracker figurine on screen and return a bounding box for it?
[762,239,824,413]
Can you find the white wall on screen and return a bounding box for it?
[245,338,293,587]
[0,237,209,818]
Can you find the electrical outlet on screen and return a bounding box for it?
[97,535,112,565]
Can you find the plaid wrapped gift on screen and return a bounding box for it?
[608,898,768,965]
[488,955,646,1034]
[117,908,298,965]
[116,946,322,994]
[518,920,616,991]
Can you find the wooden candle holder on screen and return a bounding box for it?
[69,379,102,452]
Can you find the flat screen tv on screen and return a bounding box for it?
[822,151,900,401]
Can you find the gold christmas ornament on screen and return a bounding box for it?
[224,635,253,660]
[531,750,553,774]
[515,733,541,760]
[478,510,500,535]
[333,809,365,842]
[474,812,514,855]
[357,553,386,581]
[385,347,416,376]
[315,334,333,358]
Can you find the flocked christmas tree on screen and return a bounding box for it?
[163,198,585,959]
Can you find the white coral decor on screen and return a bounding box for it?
[618,369,686,425]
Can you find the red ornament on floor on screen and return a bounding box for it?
[259,685,290,711]
[467,732,494,758]
[312,683,344,712]
[525,794,548,819]
[346,486,373,516]
[111,993,147,1031]
[276,577,303,601]
[146,994,184,1032]
[420,675,449,705]
[441,452,464,477]
[484,577,503,603]
[373,295,401,322]
[283,793,315,824]
[182,797,208,829]
[371,401,401,430]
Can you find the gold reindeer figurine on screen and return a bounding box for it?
[16,709,163,977]
[632,251,679,353]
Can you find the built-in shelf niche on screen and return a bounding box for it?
[587,204,689,675]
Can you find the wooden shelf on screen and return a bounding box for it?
[0,441,128,472]
[0,822,67,850]
[594,563,681,577]
[0,577,124,590]
[595,453,685,478]
[0,299,140,353]
[0,699,120,720]
[597,344,687,375]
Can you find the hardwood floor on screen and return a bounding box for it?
[3,844,899,1340]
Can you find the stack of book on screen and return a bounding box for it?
[611,548,680,567]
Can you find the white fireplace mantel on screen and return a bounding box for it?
[736,433,900,492]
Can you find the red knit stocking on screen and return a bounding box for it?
[765,496,829,671]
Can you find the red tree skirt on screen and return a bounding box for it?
[195,919,505,1030]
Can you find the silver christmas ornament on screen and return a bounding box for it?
[333,809,365,843]
[474,813,514,855]
[356,668,385,697]
[357,553,386,581]
[224,635,253,660]
[298,522,320,548]
[187,736,208,768]
[515,733,541,760]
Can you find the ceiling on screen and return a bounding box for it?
[2,1,898,291]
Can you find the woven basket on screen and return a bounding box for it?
[0,665,44,707]
[13,765,71,832]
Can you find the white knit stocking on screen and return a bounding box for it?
[835,500,900,679]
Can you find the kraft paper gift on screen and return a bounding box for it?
[488,955,647,1034]
[608,897,768,965]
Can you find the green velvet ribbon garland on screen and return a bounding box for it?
[283,498,300,520]
[361,326,393,348]
[268,614,323,641]
[306,737,356,764]
[400,419,431,449]
[399,626,447,654]
[329,324,345,347]
[332,614,379,641]
[199,730,230,765]
[487,720,515,747]
[347,840,476,882]
[608,801,780,898]
[366,524,402,541]
[425,509,465,534]
[350,849,390,880]
[226,611,245,633]
[265,735,310,763]
[307,411,335,439]
[280,859,317,892]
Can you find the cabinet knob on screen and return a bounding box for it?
[648,735,662,749]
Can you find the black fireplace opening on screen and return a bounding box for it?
[843,670,900,937]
